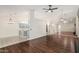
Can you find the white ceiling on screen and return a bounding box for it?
[0,5,79,11]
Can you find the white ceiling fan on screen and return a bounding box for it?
[43,5,58,12]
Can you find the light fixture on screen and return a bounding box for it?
[43,5,58,12]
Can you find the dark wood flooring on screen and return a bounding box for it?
[0,32,78,53]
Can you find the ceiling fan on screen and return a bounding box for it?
[43,5,58,12]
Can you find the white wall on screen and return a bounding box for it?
[29,9,46,40]
[0,6,29,38]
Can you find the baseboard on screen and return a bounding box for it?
[29,34,46,40]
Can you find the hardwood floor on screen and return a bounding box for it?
[0,32,78,53]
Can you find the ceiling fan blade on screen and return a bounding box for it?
[51,8,58,10]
